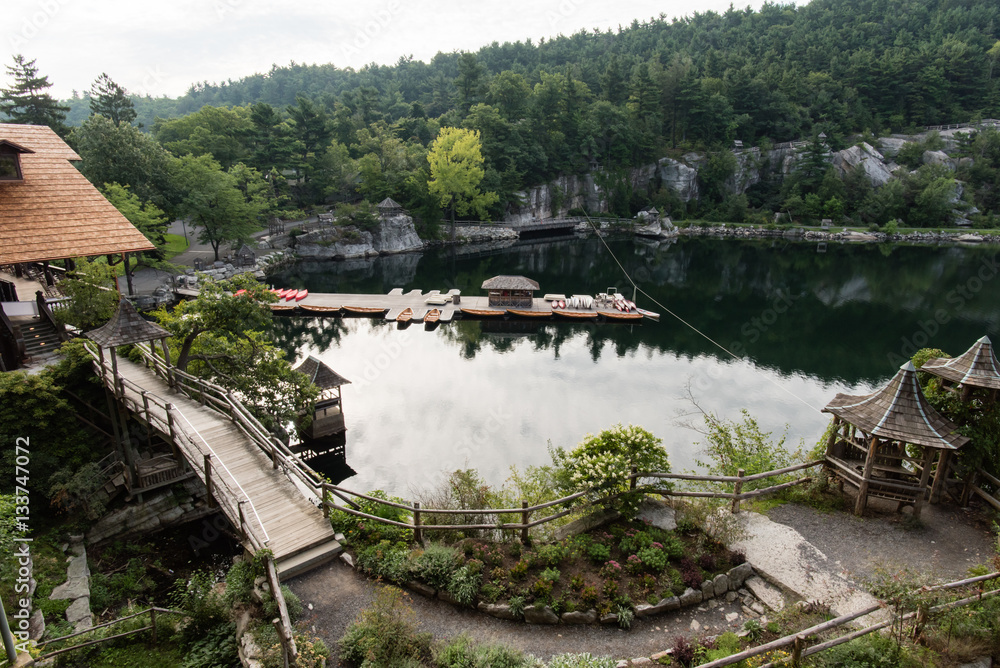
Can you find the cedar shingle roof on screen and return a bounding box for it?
[87,298,170,347]
[921,336,1000,390]
[0,124,155,264]
[481,275,540,291]
[823,362,969,450]
[294,355,351,389]
[377,197,402,210]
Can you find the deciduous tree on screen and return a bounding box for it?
[427,127,498,237]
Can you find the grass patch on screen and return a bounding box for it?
[161,234,189,260]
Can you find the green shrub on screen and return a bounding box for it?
[330,489,412,546]
[507,595,526,619]
[433,634,535,668]
[180,622,239,668]
[223,558,259,607]
[89,557,153,613]
[170,570,228,641]
[637,546,669,573]
[261,585,303,623]
[448,564,483,606]
[618,530,653,555]
[356,540,412,583]
[546,654,617,668]
[812,632,922,667]
[509,559,529,580]
[539,568,561,583]
[411,543,459,590]
[339,586,432,668]
[586,542,611,564]
[535,543,568,567]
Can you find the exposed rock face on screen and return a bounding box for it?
[505,174,603,223]
[831,142,895,187]
[878,137,910,158]
[923,149,956,170]
[294,214,423,259]
[656,157,700,201]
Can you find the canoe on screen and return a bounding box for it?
[424,309,441,323]
[507,308,552,318]
[285,289,300,302]
[295,289,309,301]
[602,310,643,321]
[300,305,341,314]
[270,304,296,312]
[397,308,413,323]
[277,288,291,298]
[554,310,598,320]
[461,307,506,317]
[342,305,388,315]
[636,308,661,321]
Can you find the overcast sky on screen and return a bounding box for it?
[4,0,775,100]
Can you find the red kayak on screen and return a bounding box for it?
[285,289,300,302]
[295,289,309,301]
[234,289,246,296]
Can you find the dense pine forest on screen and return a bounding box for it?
[13,0,1000,238]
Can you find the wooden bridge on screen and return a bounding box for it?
[85,341,341,578]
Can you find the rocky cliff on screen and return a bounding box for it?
[291,212,423,259]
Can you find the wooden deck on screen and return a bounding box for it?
[103,356,340,577]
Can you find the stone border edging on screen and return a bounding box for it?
[676,225,999,246]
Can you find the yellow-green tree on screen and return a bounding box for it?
[427,127,498,238]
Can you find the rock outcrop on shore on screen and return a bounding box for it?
[291,212,424,259]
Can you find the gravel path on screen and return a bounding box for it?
[287,497,997,665]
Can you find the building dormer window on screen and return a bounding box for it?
[0,140,33,181]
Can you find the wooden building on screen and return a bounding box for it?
[920,336,1000,400]
[822,361,968,517]
[0,124,154,370]
[481,275,539,308]
[235,243,257,267]
[295,355,351,438]
[377,197,404,217]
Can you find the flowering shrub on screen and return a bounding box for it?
[637,545,669,573]
[599,560,623,579]
[625,554,644,575]
[619,530,654,555]
[550,424,671,518]
[580,585,600,608]
[509,559,529,580]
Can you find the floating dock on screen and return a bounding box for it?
[265,288,659,323]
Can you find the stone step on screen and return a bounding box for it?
[276,539,342,579]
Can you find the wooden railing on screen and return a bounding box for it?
[320,461,826,544]
[696,571,1000,668]
[968,468,1000,512]
[34,607,188,660]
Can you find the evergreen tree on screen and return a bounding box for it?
[89,73,136,126]
[0,55,69,134]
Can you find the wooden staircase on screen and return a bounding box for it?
[19,318,61,359]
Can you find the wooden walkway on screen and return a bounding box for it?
[92,349,340,577]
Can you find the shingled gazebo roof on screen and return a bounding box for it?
[377,197,403,210]
[87,298,170,347]
[481,275,540,291]
[294,355,351,390]
[921,336,1000,391]
[0,124,155,264]
[823,361,969,450]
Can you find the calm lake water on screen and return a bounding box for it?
[269,236,1000,497]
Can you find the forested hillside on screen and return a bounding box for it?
[45,0,1000,235]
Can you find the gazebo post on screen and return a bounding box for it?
[913,446,937,518]
[855,435,879,516]
[824,416,841,457]
[109,347,120,398]
[930,449,951,504]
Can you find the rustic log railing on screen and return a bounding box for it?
[34,607,188,660]
[696,571,1000,668]
[968,468,1000,512]
[320,461,827,544]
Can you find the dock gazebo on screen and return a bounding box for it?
[295,355,352,438]
[482,275,539,308]
[920,336,1000,401]
[822,361,969,517]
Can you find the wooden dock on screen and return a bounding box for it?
[273,288,658,322]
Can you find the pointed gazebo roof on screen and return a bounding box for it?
[481,275,540,291]
[921,336,1000,391]
[294,355,351,390]
[377,197,403,211]
[87,298,170,348]
[823,361,969,450]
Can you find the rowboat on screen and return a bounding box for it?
[602,310,643,321]
[285,289,300,302]
[506,308,552,318]
[424,308,441,323]
[270,303,296,312]
[300,304,341,314]
[295,289,309,301]
[461,307,506,317]
[342,305,388,315]
[397,308,413,323]
[553,310,598,320]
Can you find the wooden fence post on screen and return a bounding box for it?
[271,439,279,469]
[204,454,214,507]
[238,500,247,541]
[732,469,746,514]
[520,500,530,546]
[141,392,153,449]
[629,466,637,491]
[961,470,978,507]
[413,502,422,546]
[321,484,330,519]
[791,634,806,666]
[149,607,157,646]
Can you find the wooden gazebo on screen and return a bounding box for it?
[87,298,176,491]
[377,197,404,217]
[482,275,539,308]
[921,336,1000,400]
[294,355,351,439]
[822,361,969,516]
[235,243,257,268]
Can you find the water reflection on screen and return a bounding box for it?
[268,238,999,495]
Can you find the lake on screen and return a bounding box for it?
[268,236,999,498]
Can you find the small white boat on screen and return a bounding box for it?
[543,293,567,301]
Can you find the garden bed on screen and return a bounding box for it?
[335,509,754,628]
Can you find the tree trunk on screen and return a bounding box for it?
[211,239,221,261]
[174,333,199,372]
[450,203,456,241]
